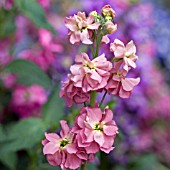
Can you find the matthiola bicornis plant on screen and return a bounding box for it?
[42,4,140,170]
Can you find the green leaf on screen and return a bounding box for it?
[14,0,55,34]
[0,152,17,170]
[0,8,16,38]
[129,153,169,170]
[4,59,52,89]
[0,118,47,152]
[42,86,64,125]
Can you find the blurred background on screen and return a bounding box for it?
[0,0,170,170]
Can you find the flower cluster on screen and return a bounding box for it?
[42,107,118,169]
[43,4,140,170]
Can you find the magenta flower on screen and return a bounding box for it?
[110,39,138,71]
[42,120,87,170]
[106,68,140,98]
[11,85,47,118]
[65,12,100,44]
[70,52,112,92]
[74,106,118,154]
[60,74,90,107]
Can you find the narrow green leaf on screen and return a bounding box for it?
[4,59,52,89]
[42,86,64,124]
[14,0,55,34]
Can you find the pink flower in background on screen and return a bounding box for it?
[38,0,50,9]
[70,52,112,92]
[110,39,138,71]
[38,29,63,53]
[42,120,87,170]
[60,74,90,107]
[19,49,55,71]
[74,106,118,154]
[65,12,100,44]
[106,68,140,98]
[11,84,47,118]
[0,73,16,89]
[0,0,13,10]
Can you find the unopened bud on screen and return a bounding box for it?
[105,21,117,34]
[89,10,98,17]
[101,5,116,20]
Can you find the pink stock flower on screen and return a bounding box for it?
[70,52,112,92]
[106,68,140,98]
[11,85,47,118]
[101,5,116,19]
[74,106,118,154]
[65,12,100,44]
[42,120,87,170]
[110,39,138,71]
[60,74,90,107]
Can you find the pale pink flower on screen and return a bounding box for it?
[110,39,138,71]
[74,106,118,154]
[65,12,100,44]
[101,5,116,19]
[60,74,90,107]
[101,35,110,44]
[70,52,112,92]
[42,120,87,170]
[105,21,117,34]
[106,68,140,98]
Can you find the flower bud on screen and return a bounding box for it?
[89,10,98,17]
[105,21,117,34]
[101,5,116,20]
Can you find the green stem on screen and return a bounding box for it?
[90,44,95,58]
[95,35,102,58]
[84,102,87,106]
[99,151,108,170]
[90,91,97,107]
[99,91,107,108]
[81,162,86,170]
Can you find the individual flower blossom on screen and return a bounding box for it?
[42,120,88,170]
[105,21,117,34]
[11,85,47,118]
[65,12,100,44]
[110,39,138,72]
[105,68,140,98]
[70,52,112,92]
[101,5,116,20]
[74,106,118,154]
[60,74,90,107]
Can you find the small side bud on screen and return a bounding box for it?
[105,21,117,34]
[89,10,98,17]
